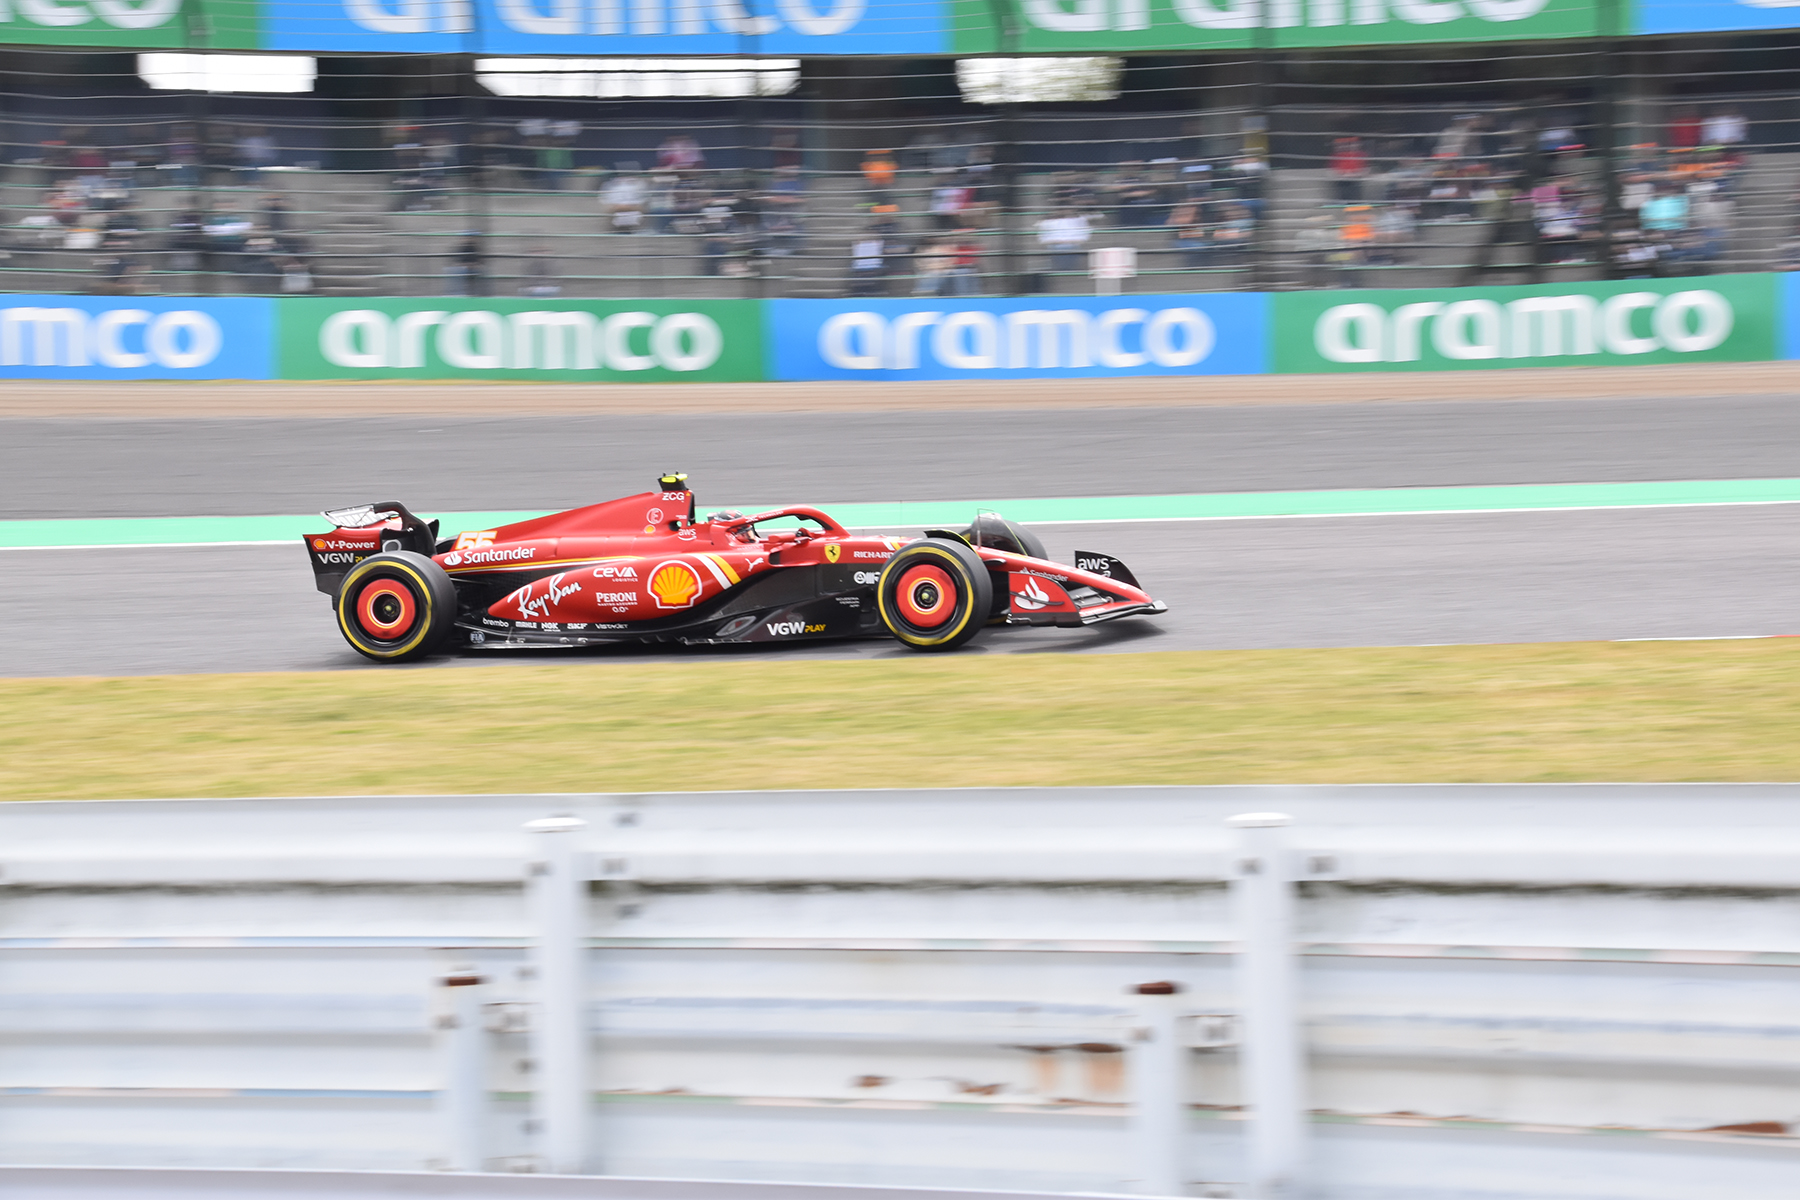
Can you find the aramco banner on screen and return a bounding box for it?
[1634,0,1800,34]
[0,0,956,52]
[951,0,1606,52]
[1,0,1798,50]
[767,294,1269,380]
[277,298,763,381]
[1271,275,1779,373]
[263,0,951,55]
[0,0,256,49]
[0,280,1796,380]
[0,296,271,379]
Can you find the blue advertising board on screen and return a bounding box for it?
[0,296,273,380]
[767,294,1269,382]
[1635,0,1800,34]
[1781,272,1800,362]
[262,0,951,54]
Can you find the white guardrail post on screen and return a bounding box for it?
[526,815,590,1175]
[1129,980,1187,1196]
[1229,812,1306,1200]
[438,966,487,1171]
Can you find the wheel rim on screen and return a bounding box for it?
[357,580,418,639]
[895,564,956,628]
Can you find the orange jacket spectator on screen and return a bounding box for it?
[1340,205,1375,250]
[862,150,897,191]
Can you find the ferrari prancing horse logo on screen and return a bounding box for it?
[824,544,841,563]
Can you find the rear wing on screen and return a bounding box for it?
[303,501,440,597]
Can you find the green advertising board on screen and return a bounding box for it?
[1270,273,1777,373]
[954,0,1606,53]
[0,0,256,49]
[278,298,764,383]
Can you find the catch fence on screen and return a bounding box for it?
[2,33,1799,300]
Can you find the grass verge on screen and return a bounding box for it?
[4,640,1798,800]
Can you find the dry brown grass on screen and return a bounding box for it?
[4,640,1797,800]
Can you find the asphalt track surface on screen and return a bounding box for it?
[9,394,1800,519]
[5,392,1800,677]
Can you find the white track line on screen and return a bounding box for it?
[5,496,1798,552]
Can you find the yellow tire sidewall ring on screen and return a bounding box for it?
[337,560,436,659]
[879,546,978,648]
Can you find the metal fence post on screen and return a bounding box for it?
[526,815,589,1174]
[1130,980,1186,1195]
[1228,812,1304,1200]
[438,966,487,1171]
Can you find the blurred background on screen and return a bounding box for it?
[2,30,1796,299]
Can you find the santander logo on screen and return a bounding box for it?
[1013,577,1052,611]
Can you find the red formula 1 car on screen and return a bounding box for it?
[304,474,1165,662]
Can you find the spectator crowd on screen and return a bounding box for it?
[0,104,1778,299]
[1294,105,1751,286]
[8,122,317,294]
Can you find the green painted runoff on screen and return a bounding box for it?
[6,478,1800,550]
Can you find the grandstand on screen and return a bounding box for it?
[2,26,1798,299]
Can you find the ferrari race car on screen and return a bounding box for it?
[305,474,1165,662]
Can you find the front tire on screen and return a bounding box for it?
[877,539,994,652]
[334,551,456,662]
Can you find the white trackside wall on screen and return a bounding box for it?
[7,786,1800,1200]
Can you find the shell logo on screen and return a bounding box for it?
[313,539,326,550]
[648,560,703,609]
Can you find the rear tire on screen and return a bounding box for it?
[334,551,456,663]
[877,539,994,652]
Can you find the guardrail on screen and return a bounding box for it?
[0,1167,1126,1200]
[8,786,1800,1200]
